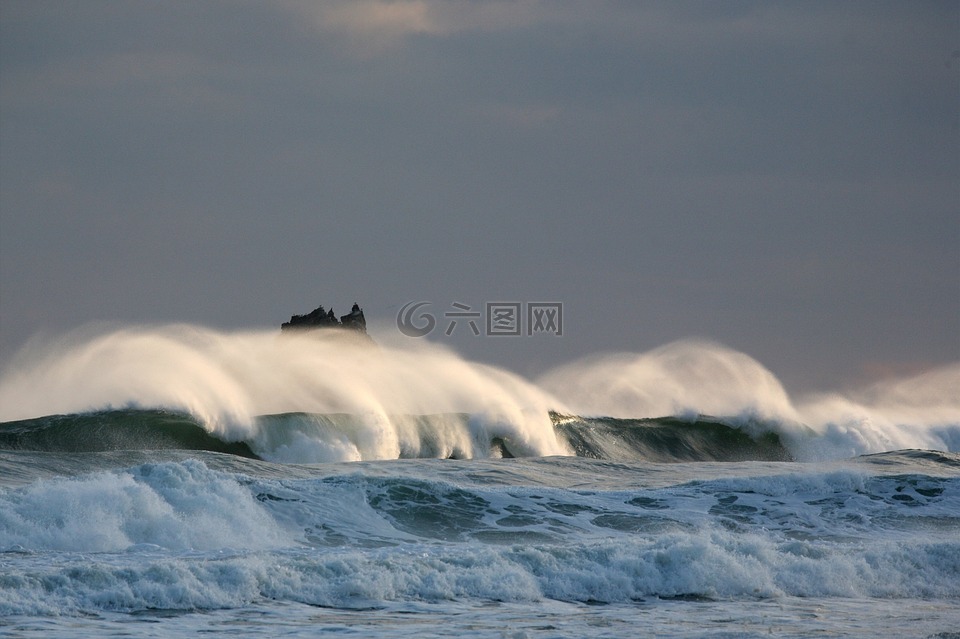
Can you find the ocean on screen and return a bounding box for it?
[1,325,958,638]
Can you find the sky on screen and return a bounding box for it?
[1,0,957,394]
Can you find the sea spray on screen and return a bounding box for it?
[537,340,960,461]
[0,324,571,460]
[791,364,960,460]
[1,325,957,462]
[536,339,800,423]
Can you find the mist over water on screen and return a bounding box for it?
[0,325,957,462]
[537,340,800,422]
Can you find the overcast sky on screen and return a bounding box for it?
[1,1,957,394]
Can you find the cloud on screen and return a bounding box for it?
[284,0,563,55]
[322,0,437,37]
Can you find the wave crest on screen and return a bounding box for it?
[0,325,570,459]
[1,326,957,462]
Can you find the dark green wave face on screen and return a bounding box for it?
[552,414,793,462]
[0,410,259,459]
[0,409,791,464]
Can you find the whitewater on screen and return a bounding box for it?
[1,324,958,638]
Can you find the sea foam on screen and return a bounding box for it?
[0,459,289,552]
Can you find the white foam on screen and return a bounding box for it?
[0,459,289,552]
[2,530,957,616]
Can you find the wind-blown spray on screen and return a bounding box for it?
[1,326,957,462]
[0,324,571,461]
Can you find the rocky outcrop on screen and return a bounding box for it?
[339,303,367,332]
[281,302,368,334]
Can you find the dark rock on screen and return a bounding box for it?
[340,302,367,332]
[281,302,368,335]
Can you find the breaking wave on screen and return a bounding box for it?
[0,325,957,463]
[0,410,792,464]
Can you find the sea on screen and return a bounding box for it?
[0,325,958,638]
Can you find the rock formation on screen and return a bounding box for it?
[281,302,368,335]
[339,303,367,332]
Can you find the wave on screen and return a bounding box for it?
[0,324,957,462]
[537,340,960,461]
[2,455,958,614]
[0,325,569,459]
[0,409,792,464]
[553,414,792,462]
[0,409,259,459]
